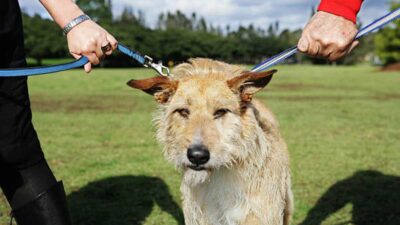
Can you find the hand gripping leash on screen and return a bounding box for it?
[0,44,170,77]
[251,8,400,72]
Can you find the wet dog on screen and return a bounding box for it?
[128,58,293,225]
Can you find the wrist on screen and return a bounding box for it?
[57,5,84,28]
[62,15,91,36]
[39,0,84,28]
[318,0,363,23]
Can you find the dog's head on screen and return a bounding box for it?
[127,59,277,186]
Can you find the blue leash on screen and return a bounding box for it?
[0,8,398,77]
[252,7,400,72]
[0,44,170,77]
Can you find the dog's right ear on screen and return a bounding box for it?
[227,70,277,102]
[127,76,178,103]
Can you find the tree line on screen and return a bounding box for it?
[22,0,399,67]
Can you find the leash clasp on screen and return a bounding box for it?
[144,55,171,77]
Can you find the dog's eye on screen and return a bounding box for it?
[214,109,231,119]
[174,108,190,118]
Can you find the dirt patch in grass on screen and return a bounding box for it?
[381,63,400,72]
[261,94,400,102]
[271,83,326,91]
[30,95,148,113]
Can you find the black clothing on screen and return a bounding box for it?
[0,0,45,169]
[12,181,72,225]
[0,3,71,224]
[0,0,26,65]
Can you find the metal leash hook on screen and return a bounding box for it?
[144,55,171,77]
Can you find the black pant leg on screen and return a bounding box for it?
[0,62,58,209]
[0,76,45,169]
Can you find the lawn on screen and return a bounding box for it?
[0,65,399,225]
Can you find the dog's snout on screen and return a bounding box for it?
[187,145,210,165]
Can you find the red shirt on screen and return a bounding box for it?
[318,0,363,23]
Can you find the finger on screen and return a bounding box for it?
[82,52,99,73]
[346,40,359,55]
[70,51,92,72]
[96,39,106,60]
[328,40,359,61]
[106,33,118,50]
[84,52,100,66]
[101,40,113,56]
[297,36,309,53]
[308,41,321,57]
[84,63,92,73]
[328,50,347,62]
[320,43,335,59]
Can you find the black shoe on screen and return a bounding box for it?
[11,181,71,225]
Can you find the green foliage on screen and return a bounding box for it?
[375,0,400,65]
[76,0,112,22]
[22,13,68,65]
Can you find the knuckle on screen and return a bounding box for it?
[319,37,333,46]
[93,31,102,39]
[336,40,349,49]
[310,32,320,41]
[82,46,91,53]
[90,37,98,45]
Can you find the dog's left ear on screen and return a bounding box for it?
[127,76,178,103]
[227,70,277,102]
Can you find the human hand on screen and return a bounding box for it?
[298,11,359,61]
[67,20,118,73]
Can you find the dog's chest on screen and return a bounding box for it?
[193,170,250,224]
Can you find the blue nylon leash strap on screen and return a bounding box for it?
[0,8,398,77]
[251,7,400,72]
[0,44,170,77]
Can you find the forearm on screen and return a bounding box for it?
[39,0,84,28]
[318,0,363,23]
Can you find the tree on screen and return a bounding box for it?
[22,13,68,65]
[76,0,112,22]
[119,7,146,27]
[375,0,400,65]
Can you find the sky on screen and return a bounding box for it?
[20,0,392,31]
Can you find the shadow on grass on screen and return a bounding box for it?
[67,175,184,225]
[299,170,400,225]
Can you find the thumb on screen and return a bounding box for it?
[297,36,309,53]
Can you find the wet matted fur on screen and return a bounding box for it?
[128,58,293,225]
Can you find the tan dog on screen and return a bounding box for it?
[128,59,293,225]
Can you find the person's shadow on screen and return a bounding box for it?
[299,170,400,225]
[67,175,184,225]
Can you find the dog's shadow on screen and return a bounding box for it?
[299,170,400,225]
[67,175,184,225]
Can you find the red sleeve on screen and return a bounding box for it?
[318,0,363,23]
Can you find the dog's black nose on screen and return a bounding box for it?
[187,145,210,165]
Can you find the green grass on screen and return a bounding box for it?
[0,65,399,225]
